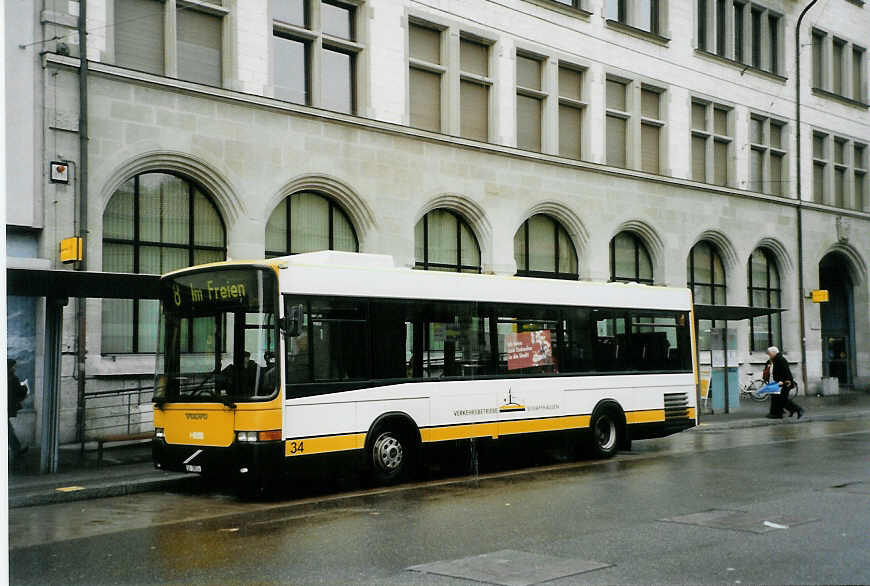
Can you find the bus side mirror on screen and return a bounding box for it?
[282,304,304,337]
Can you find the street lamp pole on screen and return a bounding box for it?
[794,0,818,395]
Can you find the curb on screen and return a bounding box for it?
[694,409,870,432]
[9,472,198,509]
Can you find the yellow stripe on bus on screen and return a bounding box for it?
[284,408,694,457]
[625,409,666,424]
[285,433,366,457]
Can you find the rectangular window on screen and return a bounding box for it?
[854,48,865,102]
[114,0,165,75]
[274,35,308,104]
[748,115,787,195]
[767,14,779,73]
[177,7,223,87]
[460,38,490,142]
[640,89,662,174]
[516,54,544,152]
[517,95,542,152]
[856,144,867,211]
[409,24,442,132]
[832,39,845,96]
[409,68,441,132]
[834,167,846,208]
[812,30,825,88]
[750,7,762,69]
[273,0,306,26]
[733,2,744,62]
[606,80,628,168]
[691,99,732,186]
[321,1,353,40]
[606,116,627,168]
[716,0,727,56]
[558,66,584,160]
[813,132,827,204]
[321,48,353,114]
[697,0,707,50]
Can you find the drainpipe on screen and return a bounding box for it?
[75,0,89,444]
[794,0,818,395]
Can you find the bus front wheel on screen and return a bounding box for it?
[369,429,412,485]
[589,409,620,459]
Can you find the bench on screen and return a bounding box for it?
[96,432,153,467]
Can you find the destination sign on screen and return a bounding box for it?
[162,268,276,315]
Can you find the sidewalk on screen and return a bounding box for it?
[8,390,870,508]
[697,388,870,430]
[8,441,196,509]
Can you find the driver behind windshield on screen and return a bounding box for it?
[219,352,260,397]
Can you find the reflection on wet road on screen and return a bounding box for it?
[10,418,870,585]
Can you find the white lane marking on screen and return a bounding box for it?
[183,449,203,464]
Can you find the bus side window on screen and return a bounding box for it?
[284,296,311,392]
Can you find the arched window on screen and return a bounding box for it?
[687,240,726,350]
[748,248,782,351]
[514,214,578,279]
[265,191,358,257]
[102,172,226,353]
[610,231,653,284]
[414,209,481,273]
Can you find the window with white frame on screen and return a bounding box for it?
[697,0,783,76]
[460,36,492,142]
[272,0,361,114]
[606,77,667,173]
[606,0,664,36]
[516,53,547,152]
[691,99,732,187]
[640,88,664,174]
[606,79,629,168]
[816,135,869,210]
[558,64,586,160]
[811,29,867,103]
[813,131,828,204]
[748,114,787,195]
[855,143,868,211]
[408,22,444,132]
[114,0,226,86]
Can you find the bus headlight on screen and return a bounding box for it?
[154,427,165,439]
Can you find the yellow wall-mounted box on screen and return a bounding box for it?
[60,237,83,264]
[810,289,829,303]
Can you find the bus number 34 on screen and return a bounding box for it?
[288,440,305,454]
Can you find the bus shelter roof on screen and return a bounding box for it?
[693,304,785,321]
[7,268,160,299]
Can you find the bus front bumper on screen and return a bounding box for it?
[153,439,284,478]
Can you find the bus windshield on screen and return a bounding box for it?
[154,267,279,404]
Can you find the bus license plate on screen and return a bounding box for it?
[185,464,202,473]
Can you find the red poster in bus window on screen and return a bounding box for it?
[506,330,553,370]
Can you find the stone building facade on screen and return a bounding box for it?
[5,0,869,444]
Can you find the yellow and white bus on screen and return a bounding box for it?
[153,251,697,489]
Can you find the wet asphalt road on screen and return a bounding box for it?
[10,418,870,585]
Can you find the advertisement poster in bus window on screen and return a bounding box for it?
[506,330,553,370]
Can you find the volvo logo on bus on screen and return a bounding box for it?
[185,413,208,420]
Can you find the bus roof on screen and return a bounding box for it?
[265,251,693,311]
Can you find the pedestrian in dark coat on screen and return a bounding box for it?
[7,359,28,456]
[764,347,804,419]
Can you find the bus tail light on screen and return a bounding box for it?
[237,430,282,442]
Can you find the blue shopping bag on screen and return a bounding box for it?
[757,382,781,395]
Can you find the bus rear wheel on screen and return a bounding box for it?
[589,410,620,459]
[369,429,412,485]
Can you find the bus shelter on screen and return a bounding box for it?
[6,268,160,473]
[693,304,785,414]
